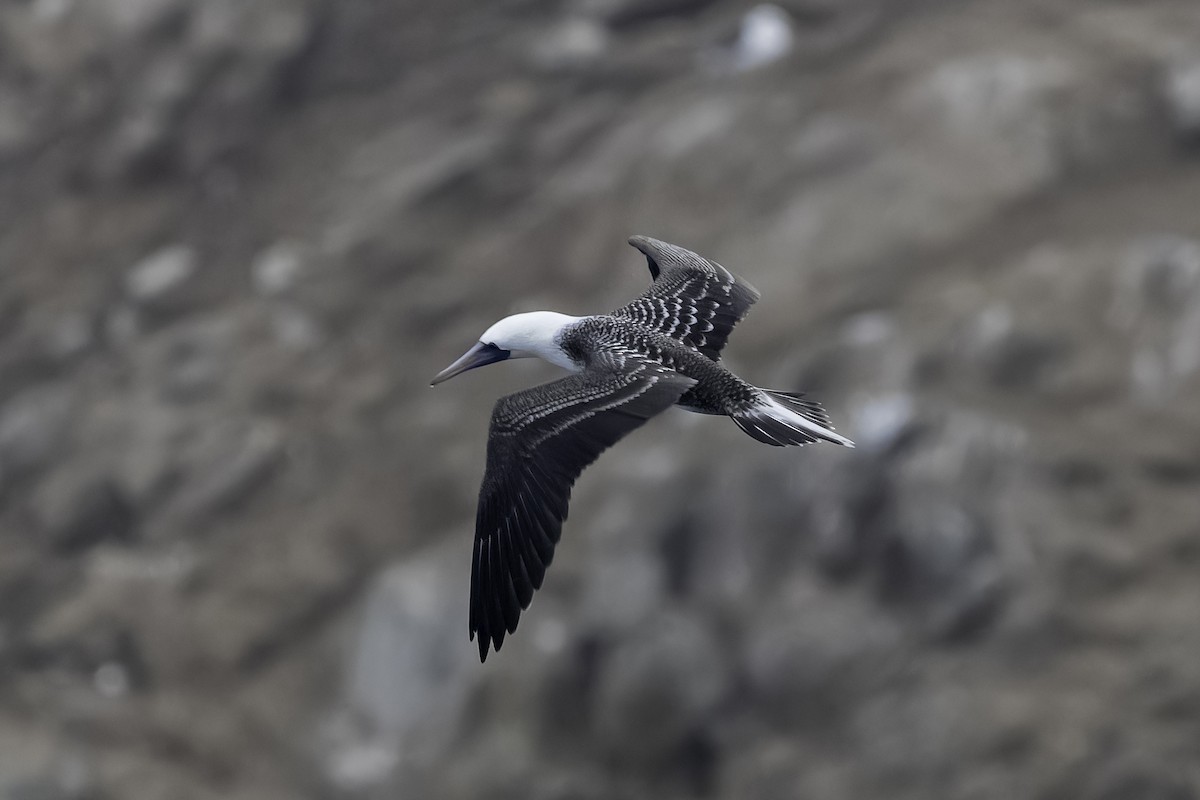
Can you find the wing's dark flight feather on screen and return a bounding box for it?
[612,236,760,360]
[505,520,534,607]
[485,538,506,651]
[470,358,696,661]
[497,531,522,633]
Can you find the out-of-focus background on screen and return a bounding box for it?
[2,0,1200,797]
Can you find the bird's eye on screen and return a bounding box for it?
[481,342,511,357]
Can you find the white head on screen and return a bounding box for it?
[431,311,582,385]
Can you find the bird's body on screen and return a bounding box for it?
[432,236,853,661]
[562,316,757,413]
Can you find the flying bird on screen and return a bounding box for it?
[432,236,853,661]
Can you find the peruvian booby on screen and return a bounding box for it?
[432,235,853,661]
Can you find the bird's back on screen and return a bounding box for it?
[562,316,759,414]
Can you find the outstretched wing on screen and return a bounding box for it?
[470,356,696,661]
[611,235,760,361]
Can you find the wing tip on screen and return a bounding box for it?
[472,619,498,662]
[628,235,661,279]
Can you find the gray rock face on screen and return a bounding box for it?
[529,18,610,71]
[900,54,1075,192]
[744,588,903,729]
[31,468,137,552]
[1113,235,1200,403]
[0,385,74,479]
[166,420,283,523]
[125,245,198,314]
[3,0,1200,799]
[344,544,474,742]
[1164,59,1200,142]
[593,610,728,763]
[323,543,477,792]
[874,413,1026,639]
[251,241,308,297]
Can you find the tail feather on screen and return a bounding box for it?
[731,390,854,448]
[767,390,833,428]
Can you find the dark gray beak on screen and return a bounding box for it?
[431,342,510,385]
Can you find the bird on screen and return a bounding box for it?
[431,235,853,661]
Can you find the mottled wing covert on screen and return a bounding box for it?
[611,235,760,360]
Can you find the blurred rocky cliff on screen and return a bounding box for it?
[2,0,1200,797]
